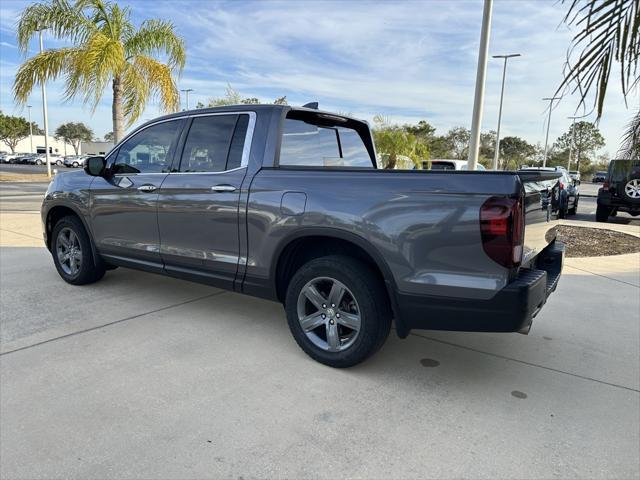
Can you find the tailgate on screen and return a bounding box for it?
[518,171,562,266]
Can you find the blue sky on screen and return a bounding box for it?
[0,0,637,155]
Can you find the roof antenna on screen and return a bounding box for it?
[302,102,319,109]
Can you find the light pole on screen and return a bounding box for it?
[27,105,33,154]
[180,88,193,110]
[491,53,521,170]
[38,29,52,178]
[567,114,590,171]
[542,96,561,167]
[467,0,493,171]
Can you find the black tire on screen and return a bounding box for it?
[621,174,640,204]
[568,196,578,216]
[35,159,42,165]
[595,205,611,222]
[285,255,392,368]
[72,162,79,168]
[558,205,567,219]
[51,215,106,285]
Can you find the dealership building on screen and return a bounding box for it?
[2,135,114,157]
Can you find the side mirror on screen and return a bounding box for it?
[84,156,106,176]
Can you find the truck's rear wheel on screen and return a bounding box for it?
[52,215,106,285]
[595,205,611,222]
[285,255,391,368]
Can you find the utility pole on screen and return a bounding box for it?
[180,88,194,111]
[491,53,521,170]
[39,30,52,178]
[27,105,33,154]
[468,0,493,171]
[542,96,561,167]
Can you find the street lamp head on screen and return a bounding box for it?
[492,53,522,59]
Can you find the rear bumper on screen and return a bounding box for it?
[395,241,565,337]
[597,191,640,212]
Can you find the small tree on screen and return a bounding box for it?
[499,136,536,170]
[0,112,31,153]
[373,116,428,169]
[204,85,287,107]
[444,126,470,159]
[554,121,605,172]
[54,122,94,155]
[104,131,114,142]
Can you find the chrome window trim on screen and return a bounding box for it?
[167,166,247,176]
[106,111,256,173]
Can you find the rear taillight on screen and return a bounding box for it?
[480,196,524,268]
[559,181,565,190]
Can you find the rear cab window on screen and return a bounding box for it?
[278,110,376,168]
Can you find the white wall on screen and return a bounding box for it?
[81,141,114,156]
[1,135,74,155]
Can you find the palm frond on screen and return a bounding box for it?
[120,62,150,125]
[13,47,79,103]
[124,19,186,71]
[127,55,179,123]
[618,107,640,158]
[77,31,125,110]
[558,0,639,119]
[17,0,95,53]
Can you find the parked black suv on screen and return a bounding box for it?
[596,159,640,222]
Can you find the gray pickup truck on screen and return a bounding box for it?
[42,104,564,367]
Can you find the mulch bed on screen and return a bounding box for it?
[554,225,640,257]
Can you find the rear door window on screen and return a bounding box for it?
[180,114,249,172]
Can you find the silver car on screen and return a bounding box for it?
[63,155,88,168]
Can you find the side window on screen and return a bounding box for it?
[279,118,373,168]
[113,121,181,174]
[180,114,248,172]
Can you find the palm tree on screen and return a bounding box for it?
[558,0,639,158]
[13,0,186,143]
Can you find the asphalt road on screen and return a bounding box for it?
[0,163,74,175]
[0,182,638,479]
[0,182,48,212]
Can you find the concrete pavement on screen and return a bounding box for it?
[1,182,639,479]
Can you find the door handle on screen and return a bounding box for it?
[137,184,157,192]
[211,184,236,193]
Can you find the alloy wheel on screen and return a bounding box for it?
[625,179,640,199]
[296,276,361,352]
[56,227,82,276]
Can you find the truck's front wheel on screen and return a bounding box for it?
[285,255,391,368]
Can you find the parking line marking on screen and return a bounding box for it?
[0,290,228,356]
[563,264,640,288]
[409,331,640,393]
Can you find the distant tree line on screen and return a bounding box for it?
[0,112,96,154]
[373,117,607,175]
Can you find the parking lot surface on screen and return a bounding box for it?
[1,182,639,479]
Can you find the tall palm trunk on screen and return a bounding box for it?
[112,75,124,143]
